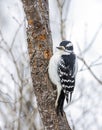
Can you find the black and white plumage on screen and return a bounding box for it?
[48,41,78,116]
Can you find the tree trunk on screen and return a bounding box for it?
[22,0,72,130]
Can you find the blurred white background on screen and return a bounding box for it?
[0,0,102,129]
[49,0,102,130]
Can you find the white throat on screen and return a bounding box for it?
[57,50,72,55]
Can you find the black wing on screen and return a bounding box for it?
[56,53,77,115]
[58,53,76,102]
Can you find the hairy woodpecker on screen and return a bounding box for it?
[48,41,78,116]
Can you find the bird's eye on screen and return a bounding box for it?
[66,46,73,50]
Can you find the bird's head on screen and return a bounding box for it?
[56,41,73,53]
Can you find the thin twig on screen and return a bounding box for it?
[81,24,102,54]
[78,56,102,85]
[79,62,102,72]
[11,17,26,50]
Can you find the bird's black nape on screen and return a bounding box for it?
[56,89,65,116]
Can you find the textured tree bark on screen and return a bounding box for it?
[22,0,72,130]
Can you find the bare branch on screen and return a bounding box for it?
[11,17,26,50]
[79,55,102,72]
[78,56,102,84]
[81,24,102,54]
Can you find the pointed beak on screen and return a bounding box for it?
[56,46,65,50]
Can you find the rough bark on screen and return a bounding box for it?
[22,0,72,130]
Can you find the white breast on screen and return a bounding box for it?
[48,52,61,85]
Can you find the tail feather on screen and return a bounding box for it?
[56,90,65,116]
[66,92,73,103]
[66,92,69,103]
[70,92,72,102]
[56,90,73,116]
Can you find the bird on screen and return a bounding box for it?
[48,40,78,116]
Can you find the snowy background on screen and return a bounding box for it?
[0,0,102,130]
